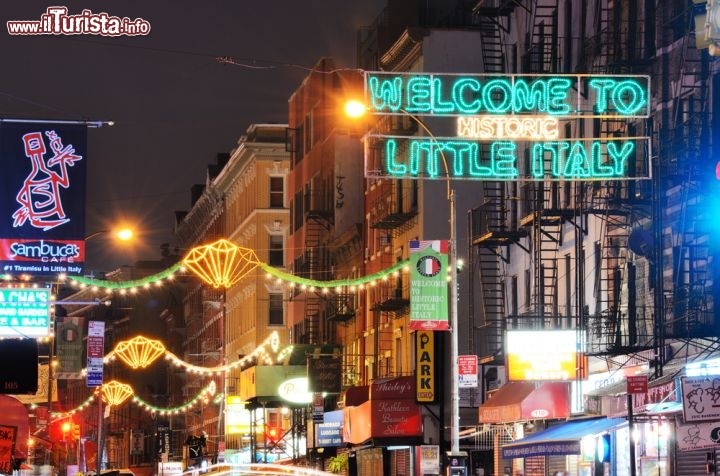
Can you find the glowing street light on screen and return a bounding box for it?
[345,99,462,455]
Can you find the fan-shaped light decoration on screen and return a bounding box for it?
[183,239,261,288]
[114,336,166,369]
[101,380,134,406]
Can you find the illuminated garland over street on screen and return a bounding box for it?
[67,262,184,290]
[259,260,410,289]
[59,239,423,291]
[51,381,216,419]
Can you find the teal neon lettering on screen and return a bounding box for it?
[452,78,481,113]
[491,142,519,178]
[592,142,615,177]
[408,141,442,178]
[611,81,646,115]
[547,78,573,115]
[589,78,616,114]
[406,76,432,113]
[482,79,512,113]
[607,141,634,175]
[382,138,638,180]
[512,79,547,113]
[432,77,455,113]
[564,142,592,178]
[369,76,402,112]
[385,139,406,175]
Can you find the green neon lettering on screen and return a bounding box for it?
[512,79,547,113]
[452,78,481,113]
[468,143,493,177]
[612,81,646,115]
[547,78,573,115]
[564,142,592,177]
[385,139,406,175]
[491,142,519,178]
[482,79,513,113]
[368,74,647,116]
[432,77,455,113]
[589,78,615,114]
[381,138,638,180]
[591,142,614,177]
[369,76,402,112]
[607,141,634,175]
[406,76,432,113]
[408,141,442,178]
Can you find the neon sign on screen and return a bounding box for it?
[366,73,650,117]
[365,136,650,181]
[363,72,651,181]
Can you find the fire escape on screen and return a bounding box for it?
[295,184,333,345]
[470,1,522,364]
[584,0,658,362]
[657,2,715,354]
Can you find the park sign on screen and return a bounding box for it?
[363,72,651,181]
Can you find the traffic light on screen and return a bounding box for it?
[72,423,80,440]
[61,421,72,440]
[265,426,280,446]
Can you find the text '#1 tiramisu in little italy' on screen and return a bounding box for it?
[7,7,151,36]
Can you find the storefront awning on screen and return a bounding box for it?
[501,417,627,459]
[479,382,570,424]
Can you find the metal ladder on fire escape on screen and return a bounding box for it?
[667,3,713,342]
[472,1,512,362]
[527,0,561,326]
[304,209,331,344]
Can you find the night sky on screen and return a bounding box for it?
[0,1,385,272]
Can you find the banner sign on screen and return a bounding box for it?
[0,122,87,276]
[363,72,651,181]
[86,320,104,387]
[409,240,449,330]
[0,287,50,337]
[56,316,85,379]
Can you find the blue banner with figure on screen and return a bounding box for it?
[0,122,87,276]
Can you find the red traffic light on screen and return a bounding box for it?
[265,426,280,444]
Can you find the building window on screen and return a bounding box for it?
[269,235,283,266]
[269,293,283,326]
[270,177,284,208]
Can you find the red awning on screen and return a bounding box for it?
[479,382,570,424]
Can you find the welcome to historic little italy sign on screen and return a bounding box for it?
[363,72,651,181]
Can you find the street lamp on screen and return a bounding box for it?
[345,100,462,456]
[85,228,134,242]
